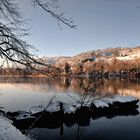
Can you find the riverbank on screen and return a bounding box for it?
[3,95,139,134]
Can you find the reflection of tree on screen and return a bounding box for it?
[70,78,97,95]
[1,76,140,98]
[96,78,140,98]
[68,77,98,107]
[61,77,71,89]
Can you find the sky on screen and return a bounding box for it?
[17,0,140,57]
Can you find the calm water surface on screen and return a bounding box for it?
[1,76,140,140]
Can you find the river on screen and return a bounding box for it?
[0,76,140,140]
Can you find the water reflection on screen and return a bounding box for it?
[14,105,139,131]
[96,78,140,98]
[2,77,140,95]
[1,76,140,139]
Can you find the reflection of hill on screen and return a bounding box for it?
[1,76,140,98]
[96,78,140,98]
[0,77,71,93]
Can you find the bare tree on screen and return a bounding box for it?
[0,0,76,72]
[32,0,76,29]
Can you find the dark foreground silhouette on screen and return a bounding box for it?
[4,99,139,134]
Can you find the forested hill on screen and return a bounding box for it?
[1,46,140,76]
[43,46,140,66]
[36,46,140,76]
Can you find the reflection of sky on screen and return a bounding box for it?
[0,81,73,112]
[0,84,57,112]
[16,0,140,56]
[0,78,140,112]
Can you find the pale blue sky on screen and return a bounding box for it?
[18,0,140,56]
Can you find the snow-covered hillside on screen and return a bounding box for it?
[39,46,140,66]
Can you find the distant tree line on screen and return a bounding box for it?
[2,57,140,77]
[61,57,140,77]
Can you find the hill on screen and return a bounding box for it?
[42,46,140,66]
